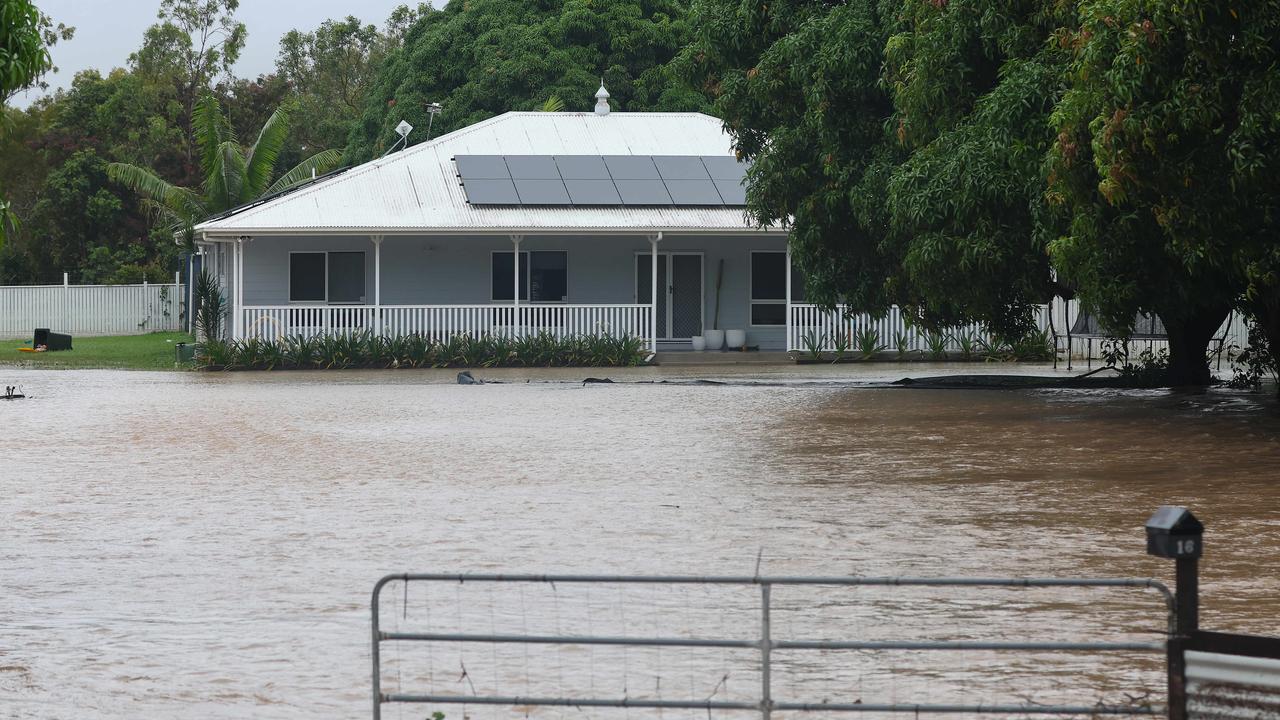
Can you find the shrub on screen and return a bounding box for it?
[197,331,650,371]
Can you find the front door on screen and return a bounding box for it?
[636,253,703,339]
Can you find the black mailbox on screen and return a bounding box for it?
[1145,505,1203,559]
[33,328,73,351]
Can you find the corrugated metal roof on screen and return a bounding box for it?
[195,112,779,237]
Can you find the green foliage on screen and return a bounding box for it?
[0,0,72,101]
[1098,338,1170,386]
[800,330,826,362]
[681,0,1065,342]
[831,328,852,363]
[681,0,898,317]
[924,332,948,361]
[854,326,886,360]
[954,330,976,362]
[1228,319,1279,392]
[687,0,1279,386]
[1046,0,1280,385]
[894,329,913,360]
[199,331,649,370]
[193,268,226,342]
[348,0,707,161]
[976,328,1055,363]
[277,10,423,152]
[1,0,72,246]
[108,94,342,248]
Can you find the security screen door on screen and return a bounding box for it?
[636,253,703,339]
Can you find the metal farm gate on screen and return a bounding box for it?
[371,574,1175,719]
[370,507,1272,720]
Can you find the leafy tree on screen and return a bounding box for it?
[107,94,344,248]
[0,0,73,103]
[880,0,1074,337]
[680,0,1071,344]
[1,0,72,243]
[679,1,903,315]
[348,0,707,161]
[132,0,247,159]
[1047,0,1279,385]
[277,10,424,152]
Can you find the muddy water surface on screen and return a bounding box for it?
[2,367,1278,718]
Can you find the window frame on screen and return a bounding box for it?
[288,250,367,304]
[489,250,569,303]
[288,250,328,304]
[749,250,789,327]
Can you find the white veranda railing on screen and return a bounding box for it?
[240,304,653,342]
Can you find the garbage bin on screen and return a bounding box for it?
[175,342,196,364]
[33,328,72,351]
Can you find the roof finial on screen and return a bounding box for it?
[594,78,610,116]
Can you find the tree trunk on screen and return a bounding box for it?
[1163,304,1231,386]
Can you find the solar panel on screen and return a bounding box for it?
[700,156,749,182]
[555,155,611,179]
[505,155,560,179]
[615,179,673,205]
[564,179,622,205]
[462,178,520,204]
[713,179,747,205]
[454,155,510,179]
[604,156,660,180]
[654,156,711,180]
[453,154,747,206]
[663,179,724,205]
[514,178,571,205]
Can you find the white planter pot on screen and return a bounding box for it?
[703,329,725,350]
[690,336,706,351]
[725,329,747,349]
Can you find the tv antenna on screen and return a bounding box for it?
[424,102,442,140]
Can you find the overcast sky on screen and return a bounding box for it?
[12,0,425,108]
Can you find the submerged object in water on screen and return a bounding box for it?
[3,385,25,400]
[457,370,483,385]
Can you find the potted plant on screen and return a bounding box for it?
[725,329,746,349]
[703,259,725,350]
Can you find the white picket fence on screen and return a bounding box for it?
[0,282,184,339]
[789,302,1252,360]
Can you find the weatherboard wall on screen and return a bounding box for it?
[238,234,789,349]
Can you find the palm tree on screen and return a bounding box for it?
[108,94,343,247]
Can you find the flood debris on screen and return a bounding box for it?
[456,371,483,385]
[3,386,26,400]
[582,378,614,385]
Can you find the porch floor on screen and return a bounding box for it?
[653,350,795,366]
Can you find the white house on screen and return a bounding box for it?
[194,89,813,352]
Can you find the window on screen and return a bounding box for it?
[491,251,567,302]
[749,251,805,325]
[290,252,326,302]
[289,251,365,303]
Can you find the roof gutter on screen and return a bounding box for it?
[197,225,790,242]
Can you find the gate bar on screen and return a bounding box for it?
[385,695,1160,715]
[380,631,1162,653]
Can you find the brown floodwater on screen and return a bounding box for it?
[2,366,1278,719]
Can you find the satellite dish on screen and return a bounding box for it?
[395,120,414,139]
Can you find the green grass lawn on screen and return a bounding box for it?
[0,332,196,370]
